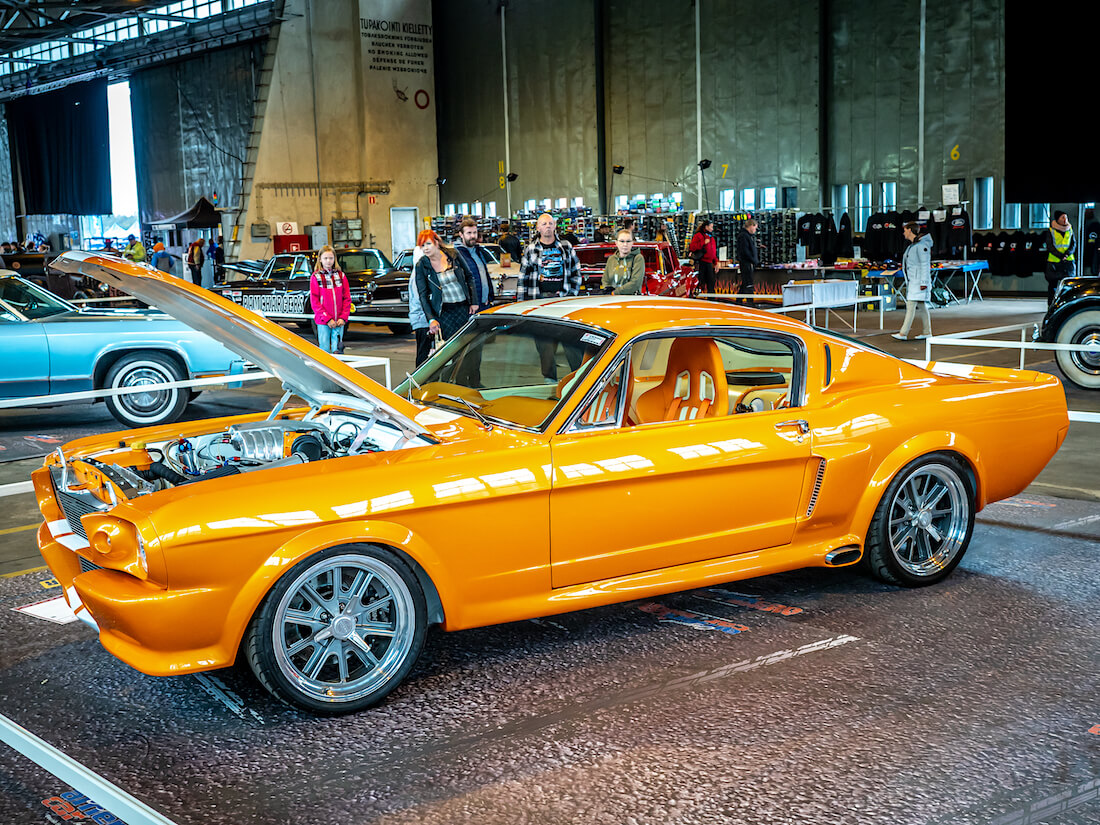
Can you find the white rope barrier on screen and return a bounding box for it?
[923,322,1100,370]
[698,293,885,332]
[0,355,391,411]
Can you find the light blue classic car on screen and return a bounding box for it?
[1,273,244,428]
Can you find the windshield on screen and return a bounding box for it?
[396,315,614,430]
[338,249,393,272]
[0,276,75,319]
[575,246,660,271]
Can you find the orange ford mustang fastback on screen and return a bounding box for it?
[33,251,1069,714]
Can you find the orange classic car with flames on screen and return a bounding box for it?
[33,250,1068,714]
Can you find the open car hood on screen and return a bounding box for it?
[51,250,431,441]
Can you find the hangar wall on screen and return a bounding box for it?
[433,0,1006,222]
[236,0,438,260]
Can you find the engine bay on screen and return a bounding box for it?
[82,411,416,498]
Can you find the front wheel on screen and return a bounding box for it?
[245,545,427,714]
[865,454,975,587]
[1053,309,1100,390]
[103,352,188,428]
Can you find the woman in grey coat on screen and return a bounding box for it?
[893,222,934,341]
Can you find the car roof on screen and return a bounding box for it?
[485,295,812,338]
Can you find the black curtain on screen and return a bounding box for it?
[6,80,112,215]
[1005,6,1100,203]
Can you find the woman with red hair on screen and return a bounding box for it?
[410,229,476,365]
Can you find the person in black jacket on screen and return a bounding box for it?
[413,230,477,342]
[736,219,760,303]
[497,222,523,261]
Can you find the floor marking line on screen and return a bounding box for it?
[1053,513,1100,530]
[0,522,38,536]
[0,565,46,578]
[0,480,34,498]
[0,712,181,825]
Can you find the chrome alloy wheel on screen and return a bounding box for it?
[886,463,970,577]
[271,553,416,704]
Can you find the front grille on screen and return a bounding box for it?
[78,555,104,574]
[56,489,99,541]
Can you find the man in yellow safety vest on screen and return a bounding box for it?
[1045,211,1075,306]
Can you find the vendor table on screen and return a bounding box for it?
[931,260,988,304]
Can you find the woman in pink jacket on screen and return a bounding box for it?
[308,245,352,354]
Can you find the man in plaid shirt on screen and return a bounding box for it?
[516,213,582,301]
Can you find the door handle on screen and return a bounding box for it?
[775,419,810,435]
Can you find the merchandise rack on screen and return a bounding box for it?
[426,208,798,264]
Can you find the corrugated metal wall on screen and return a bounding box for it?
[701,0,821,209]
[828,0,1004,210]
[434,0,599,214]
[435,0,1006,219]
[604,0,696,207]
[130,42,262,225]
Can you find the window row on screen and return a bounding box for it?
[0,0,269,75]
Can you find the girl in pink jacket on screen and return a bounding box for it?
[308,245,352,353]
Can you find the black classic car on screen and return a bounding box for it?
[2,250,130,303]
[213,248,412,334]
[1037,275,1100,389]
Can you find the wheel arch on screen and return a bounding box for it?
[221,519,451,663]
[851,432,983,542]
[1043,295,1100,341]
[93,346,191,390]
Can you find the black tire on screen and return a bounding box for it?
[1053,309,1100,390]
[295,320,315,331]
[865,453,975,587]
[245,544,427,715]
[387,323,412,335]
[188,389,202,402]
[103,352,189,429]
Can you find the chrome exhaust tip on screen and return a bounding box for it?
[824,546,862,566]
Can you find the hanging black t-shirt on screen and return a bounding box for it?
[863,212,887,260]
[946,209,972,259]
[1082,219,1100,275]
[991,232,1011,277]
[932,210,953,257]
[836,212,854,258]
[797,213,816,251]
[1014,231,1039,278]
[1031,232,1050,276]
[882,211,904,261]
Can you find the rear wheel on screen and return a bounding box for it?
[865,454,975,587]
[245,545,427,715]
[103,352,188,428]
[1053,309,1100,390]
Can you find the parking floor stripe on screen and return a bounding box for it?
[0,566,46,578]
[0,481,33,498]
[0,523,38,536]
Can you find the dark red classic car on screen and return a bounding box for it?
[574,241,698,297]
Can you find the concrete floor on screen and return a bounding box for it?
[0,300,1097,825]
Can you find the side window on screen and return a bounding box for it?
[291,258,311,279]
[622,332,801,427]
[269,257,295,279]
[717,335,797,413]
[573,359,628,429]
